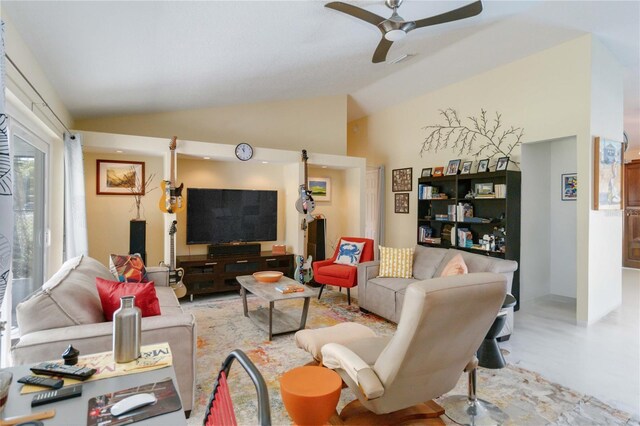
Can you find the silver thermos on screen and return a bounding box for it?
[113,295,141,363]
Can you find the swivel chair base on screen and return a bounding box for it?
[441,395,508,426]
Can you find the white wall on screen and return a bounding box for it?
[521,142,551,303]
[549,137,577,297]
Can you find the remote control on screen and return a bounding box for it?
[31,384,82,407]
[30,362,96,381]
[18,375,64,389]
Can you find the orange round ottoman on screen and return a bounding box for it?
[280,366,342,426]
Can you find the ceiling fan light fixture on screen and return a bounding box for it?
[384,29,406,41]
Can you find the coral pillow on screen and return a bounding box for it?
[110,254,149,283]
[378,246,414,279]
[439,253,469,277]
[334,240,365,266]
[95,277,161,321]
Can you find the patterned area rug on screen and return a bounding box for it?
[182,290,637,425]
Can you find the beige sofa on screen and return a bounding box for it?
[357,246,518,338]
[11,255,197,413]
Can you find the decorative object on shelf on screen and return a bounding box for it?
[272,244,287,255]
[97,159,145,195]
[308,177,331,202]
[594,137,623,210]
[395,193,410,213]
[253,271,284,283]
[420,108,524,169]
[477,158,490,173]
[392,168,412,192]
[159,136,185,214]
[113,295,141,363]
[460,161,472,175]
[496,156,510,171]
[421,168,432,178]
[561,173,577,201]
[433,167,444,177]
[235,142,253,161]
[446,159,461,176]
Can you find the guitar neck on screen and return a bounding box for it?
[170,149,176,189]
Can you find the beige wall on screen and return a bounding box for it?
[75,95,348,155]
[83,152,165,267]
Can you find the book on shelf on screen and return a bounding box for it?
[422,237,442,244]
[275,284,305,294]
[495,184,507,198]
[419,185,444,200]
[474,194,496,199]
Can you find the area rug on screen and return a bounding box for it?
[182,291,636,425]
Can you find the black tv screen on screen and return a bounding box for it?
[186,188,278,245]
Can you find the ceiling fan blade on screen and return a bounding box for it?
[413,0,483,29]
[325,2,387,26]
[372,38,393,63]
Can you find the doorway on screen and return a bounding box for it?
[623,159,640,268]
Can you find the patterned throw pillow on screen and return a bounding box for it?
[378,246,414,278]
[439,253,468,277]
[334,240,365,266]
[109,254,149,283]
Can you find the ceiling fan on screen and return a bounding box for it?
[325,0,483,63]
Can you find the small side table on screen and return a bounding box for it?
[477,293,517,369]
[280,366,342,426]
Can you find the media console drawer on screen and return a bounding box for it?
[177,252,294,301]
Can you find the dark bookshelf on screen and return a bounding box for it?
[417,170,521,309]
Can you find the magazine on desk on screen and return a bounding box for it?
[86,377,181,425]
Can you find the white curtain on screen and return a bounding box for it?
[0,21,11,310]
[63,133,88,260]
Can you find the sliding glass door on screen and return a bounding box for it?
[11,127,47,326]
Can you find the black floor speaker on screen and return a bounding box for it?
[307,218,326,261]
[129,220,146,264]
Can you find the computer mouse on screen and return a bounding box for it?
[110,393,157,416]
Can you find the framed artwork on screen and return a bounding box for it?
[496,156,510,171]
[562,173,577,201]
[594,137,623,210]
[395,193,409,213]
[392,168,412,192]
[433,167,445,177]
[446,159,461,176]
[96,160,145,195]
[460,161,473,175]
[475,182,494,195]
[421,168,432,178]
[308,177,331,202]
[477,159,490,173]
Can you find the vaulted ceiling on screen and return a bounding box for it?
[4,1,639,152]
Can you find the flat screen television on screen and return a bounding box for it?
[186,188,278,245]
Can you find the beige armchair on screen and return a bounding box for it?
[319,272,507,423]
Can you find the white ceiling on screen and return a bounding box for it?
[4,1,639,152]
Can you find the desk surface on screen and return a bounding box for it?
[1,363,187,426]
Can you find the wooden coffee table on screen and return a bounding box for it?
[236,275,317,340]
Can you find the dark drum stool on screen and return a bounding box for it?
[441,294,516,426]
[478,294,516,369]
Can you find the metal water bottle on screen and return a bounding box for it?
[113,295,141,363]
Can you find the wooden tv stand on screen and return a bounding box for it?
[176,251,294,301]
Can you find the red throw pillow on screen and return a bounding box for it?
[96,277,161,321]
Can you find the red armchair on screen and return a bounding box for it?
[312,237,374,305]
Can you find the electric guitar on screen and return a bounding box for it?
[167,220,187,298]
[293,149,314,284]
[159,136,185,214]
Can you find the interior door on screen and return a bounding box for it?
[623,159,640,268]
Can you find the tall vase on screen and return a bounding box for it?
[113,296,141,363]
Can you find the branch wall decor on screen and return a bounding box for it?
[420,108,524,169]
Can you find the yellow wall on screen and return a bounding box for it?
[83,152,165,267]
[307,166,348,256]
[75,95,348,155]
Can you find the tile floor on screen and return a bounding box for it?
[503,267,640,417]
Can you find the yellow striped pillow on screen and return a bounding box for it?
[378,246,414,278]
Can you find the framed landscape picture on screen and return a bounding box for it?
[392,168,412,192]
[561,173,577,201]
[308,177,331,201]
[96,160,145,195]
[593,137,623,210]
[395,193,409,213]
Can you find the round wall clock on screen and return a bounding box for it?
[235,143,253,161]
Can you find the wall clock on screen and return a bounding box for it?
[235,143,253,161]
